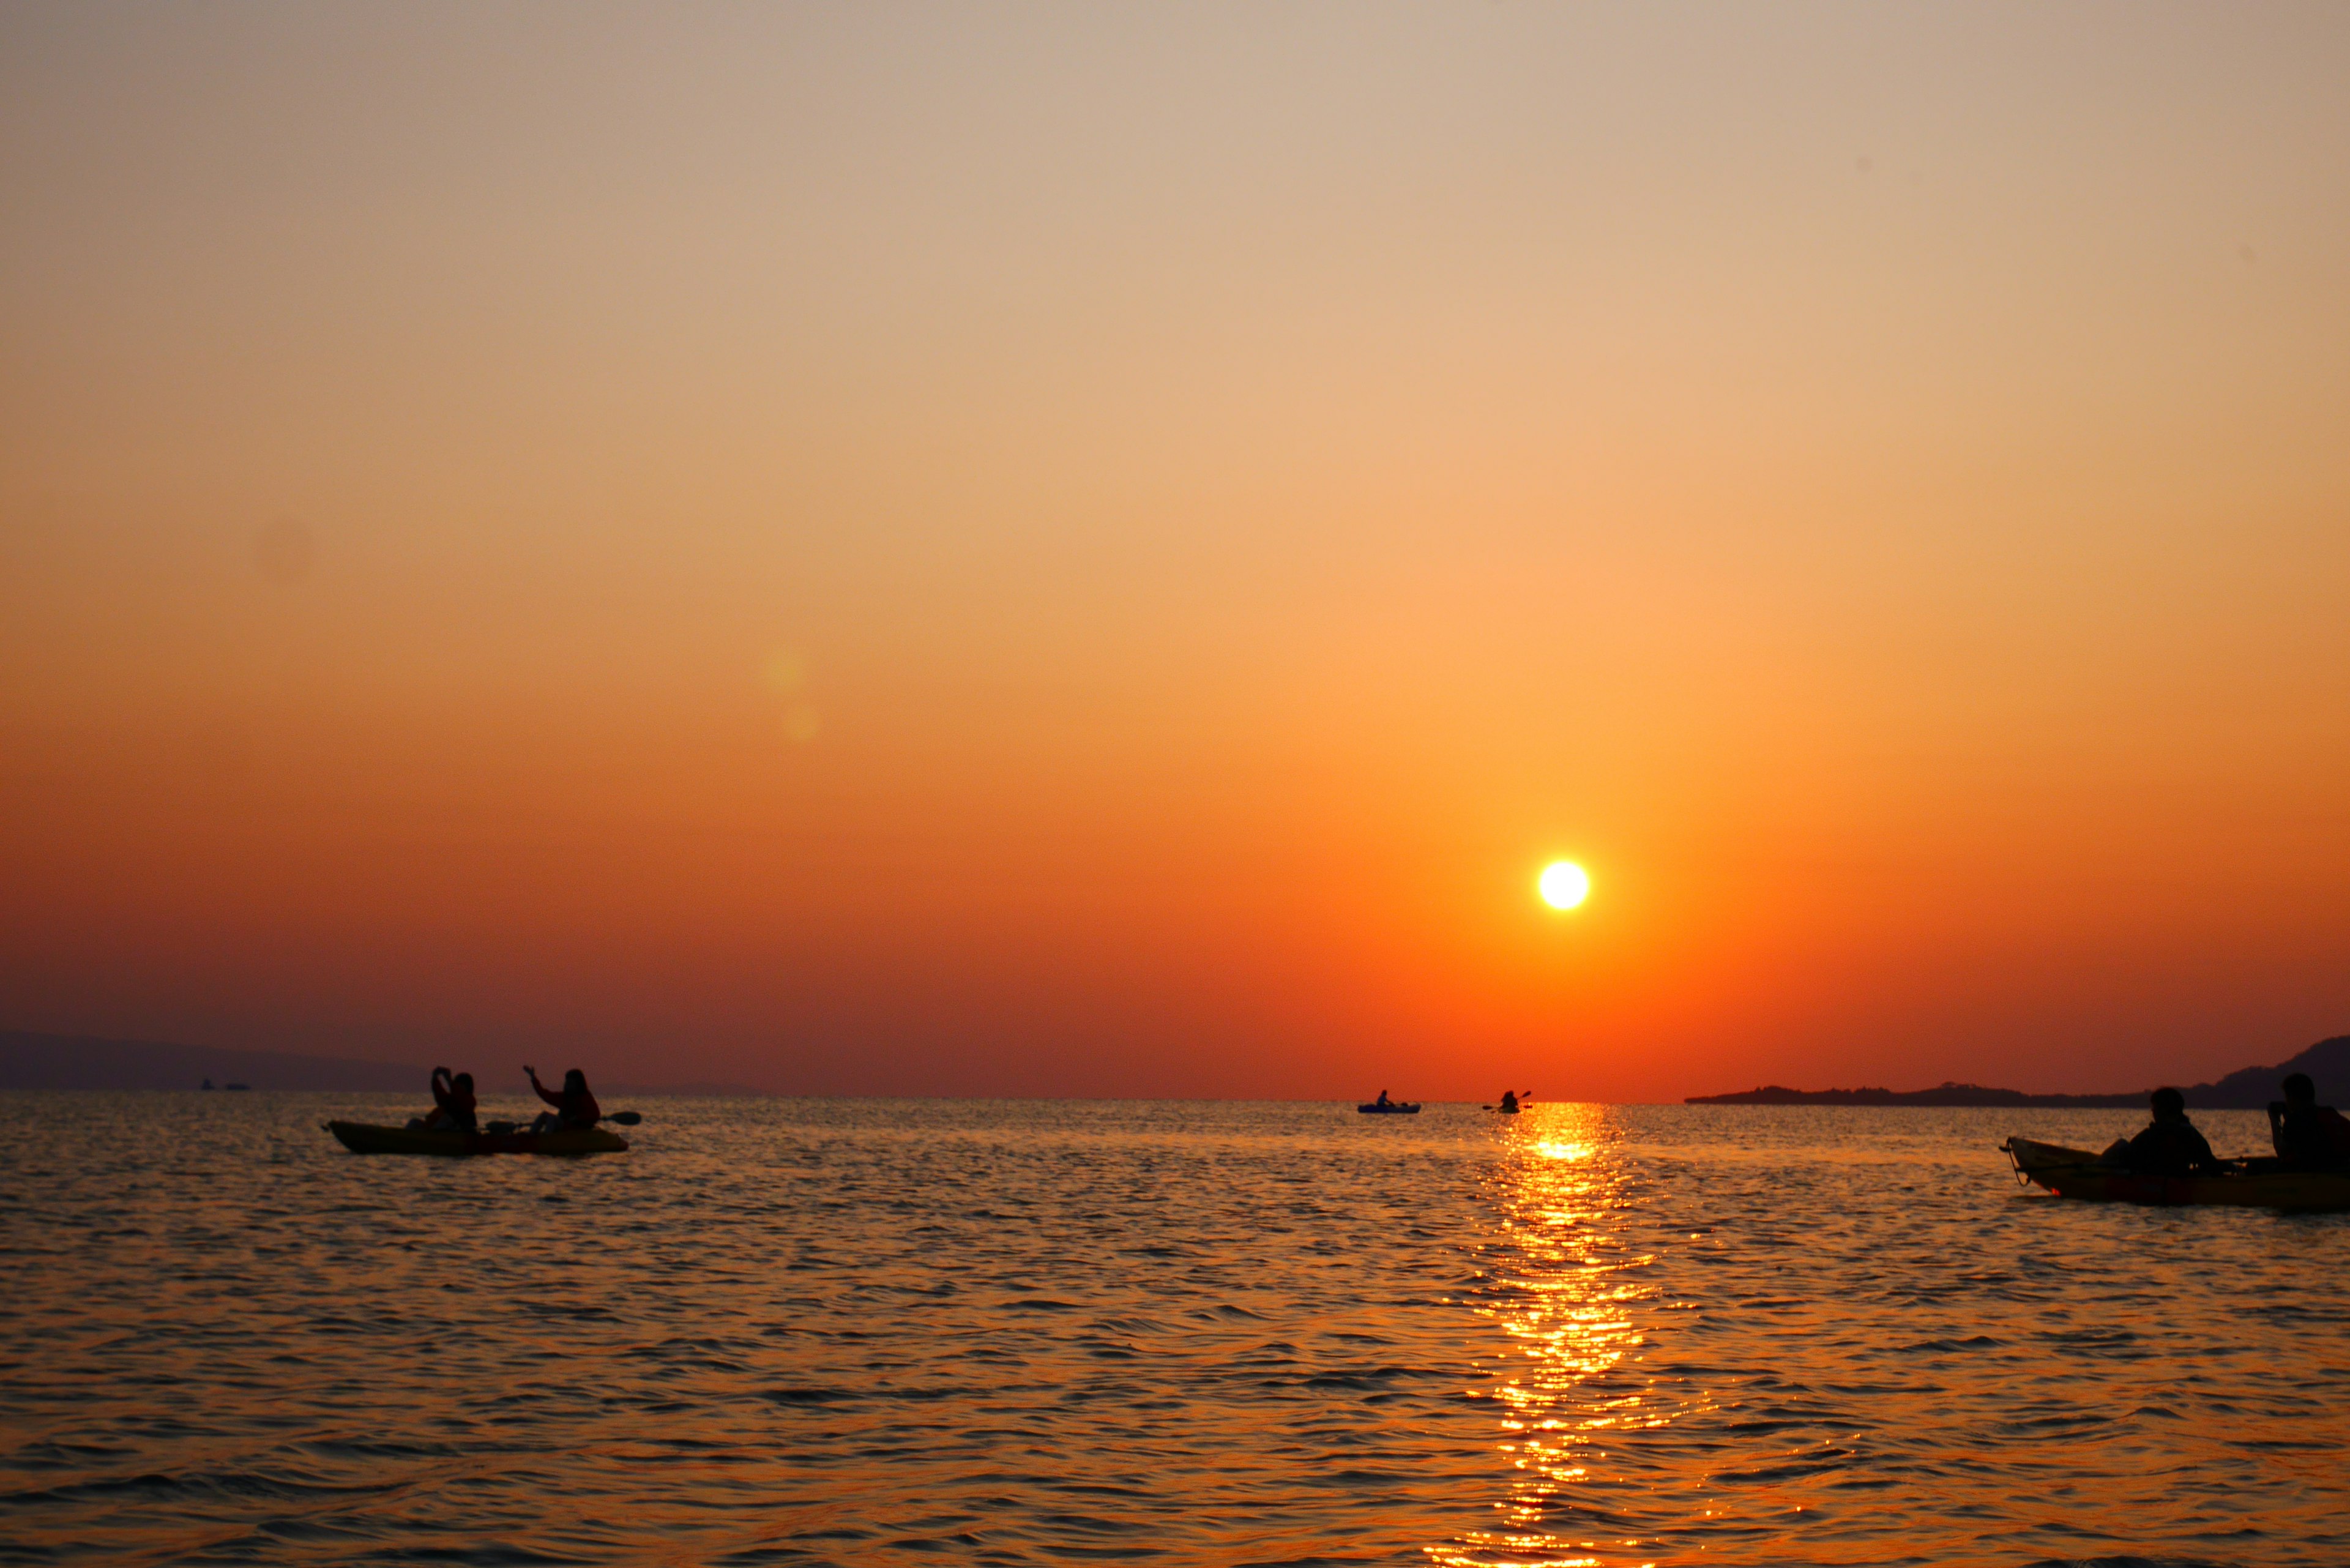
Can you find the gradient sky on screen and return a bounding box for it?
[6,3,2349,1099]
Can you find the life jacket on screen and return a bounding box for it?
[536,1075,600,1128]
[2275,1103,2350,1167]
[431,1073,478,1130]
[2124,1119,2213,1176]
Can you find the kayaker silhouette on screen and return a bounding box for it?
[2269,1073,2350,1170]
[526,1066,602,1133]
[2101,1087,2220,1176]
[1375,1089,1393,1108]
[1498,1089,1521,1114]
[422,1067,477,1132]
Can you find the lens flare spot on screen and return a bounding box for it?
[762,651,808,693]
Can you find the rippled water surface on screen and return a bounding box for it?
[3,1095,2346,1566]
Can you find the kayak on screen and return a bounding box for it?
[325,1120,629,1158]
[2002,1137,2350,1212]
[1358,1101,1421,1114]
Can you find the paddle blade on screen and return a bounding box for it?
[610,1110,642,1126]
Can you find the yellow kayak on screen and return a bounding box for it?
[2002,1137,2350,1211]
[325,1120,629,1158]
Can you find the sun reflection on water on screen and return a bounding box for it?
[1431,1103,1665,1568]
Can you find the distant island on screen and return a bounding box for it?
[1687,1034,2350,1110]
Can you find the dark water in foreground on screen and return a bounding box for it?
[2,1096,2346,1567]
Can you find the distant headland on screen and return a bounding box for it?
[0,1030,759,1095]
[1687,1034,2350,1110]
[0,1031,423,1092]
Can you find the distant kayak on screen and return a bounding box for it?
[2002,1137,2350,1211]
[1357,1101,1420,1114]
[326,1120,629,1158]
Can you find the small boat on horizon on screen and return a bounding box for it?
[1358,1092,1420,1114]
[2002,1137,2350,1212]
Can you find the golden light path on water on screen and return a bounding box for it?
[1433,1104,1684,1568]
[8,1096,2350,1562]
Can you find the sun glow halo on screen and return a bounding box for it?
[1537,861,1591,911]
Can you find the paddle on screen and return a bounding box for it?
[479,1110,638,1134]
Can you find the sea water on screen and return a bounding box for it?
[1,1094,2344,1566]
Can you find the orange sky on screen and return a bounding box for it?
[6,4,2350,1099]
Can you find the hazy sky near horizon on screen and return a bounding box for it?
[6,2,2350,1099]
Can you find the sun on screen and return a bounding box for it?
[1537,861,1590,911]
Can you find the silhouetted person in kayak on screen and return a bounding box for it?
[1498,1089,1521,1113]
[1375,1089,1395,1108]
[2269,1073,2350,1170]
[422,1067,477,1133]
[2101,1087,2219,1176]
[526,1066,600,1133]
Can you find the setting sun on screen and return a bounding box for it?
[1538,861,1591,911]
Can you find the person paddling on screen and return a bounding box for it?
[526,1066,601,1133]
[423,1067,477,1133]
[2102,1087,2220,1176]
[1498,1089,1521,1113]
[2269,1073,2350,1170]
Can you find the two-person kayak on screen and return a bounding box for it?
[327,1061,633,1156]
[2002,1137,2350,1212]
[1357,1100,1421,1114]
[325,1120,629,1157]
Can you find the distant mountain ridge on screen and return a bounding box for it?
[1,1032,427,1092]
[1686,1034,2350,1109]
[0,1031,767,1096]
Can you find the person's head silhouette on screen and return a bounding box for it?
[2150,1086,2187,1122]
[2282,1072,2316,1107]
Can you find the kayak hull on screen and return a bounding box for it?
[326,1121,628,1158]
[1357,1102,1421,1114]
[2003,1137,2350,1212]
